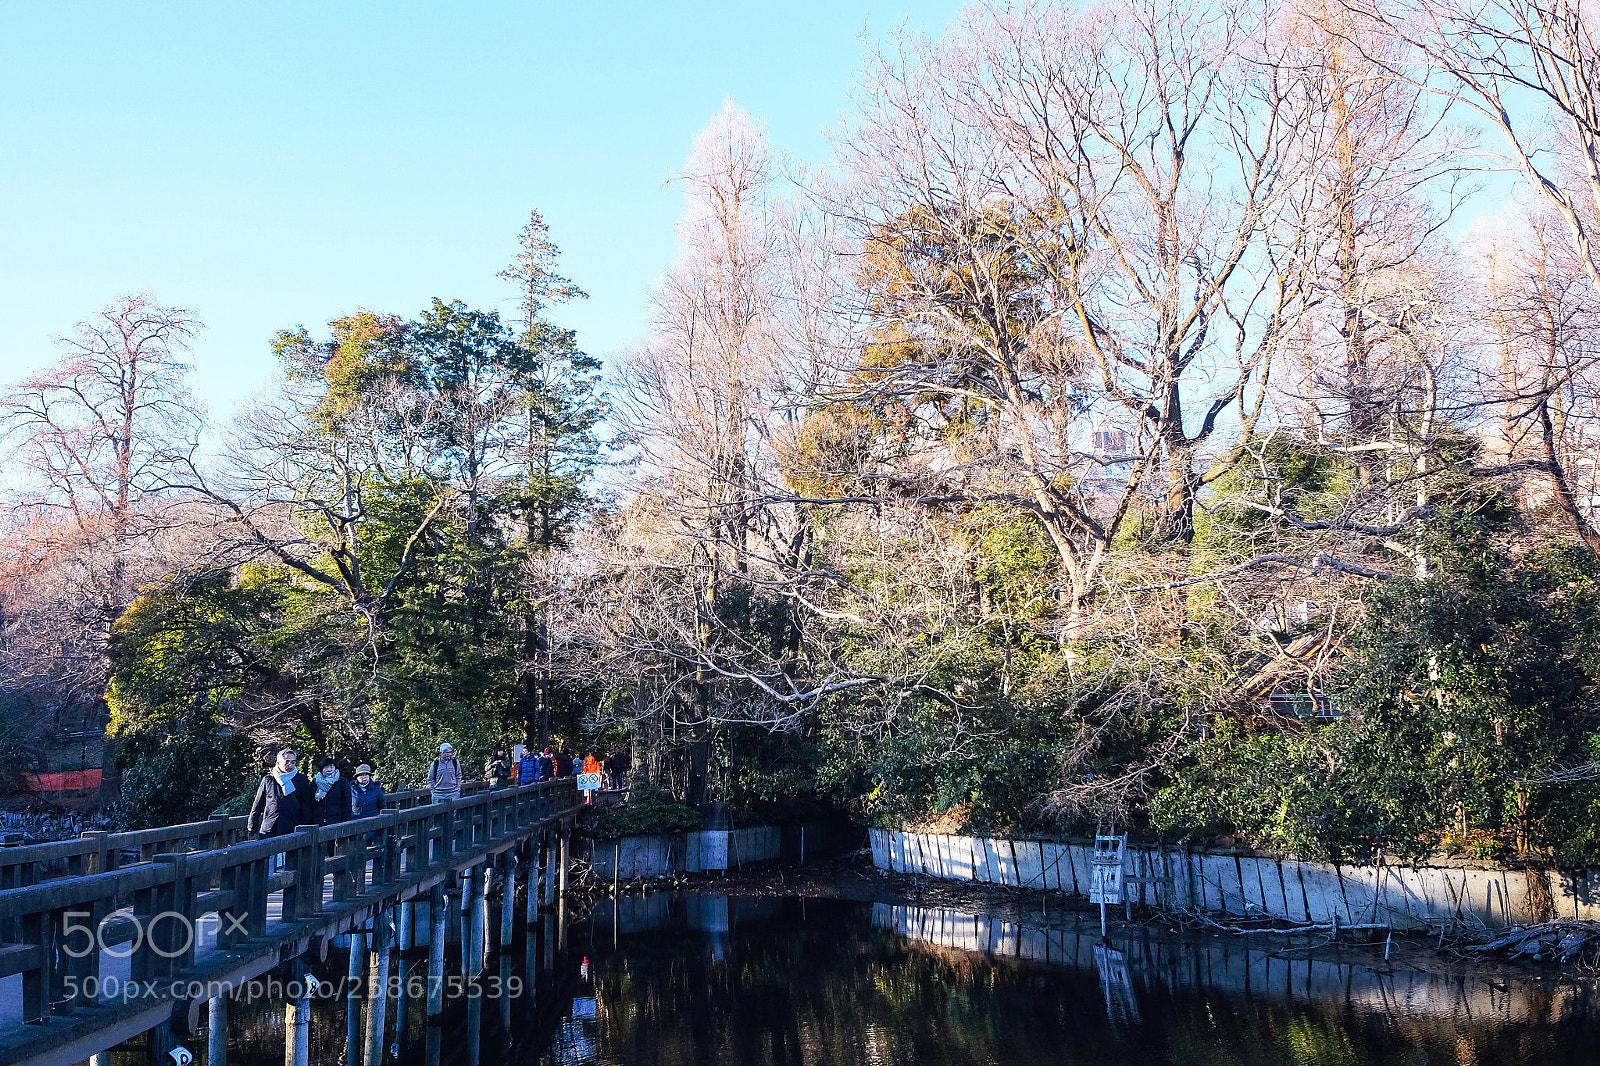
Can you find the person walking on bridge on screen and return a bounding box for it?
[428,742,463,805]
[517,747,543,785]
[313,757,352,825]
[248,748,313,838]
[351,764,385,818]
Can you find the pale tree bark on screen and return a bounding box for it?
[1471,209,1600,553]
[1350,0,1600,551]
[825,0,1322,638]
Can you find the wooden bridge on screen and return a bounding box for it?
[0,777,583,1066]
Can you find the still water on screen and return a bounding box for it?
[115,893,1600,1065]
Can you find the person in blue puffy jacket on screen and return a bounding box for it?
[517,748,543,785]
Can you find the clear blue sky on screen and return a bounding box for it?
[0,1,961,419]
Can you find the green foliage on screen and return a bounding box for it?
[112,726,257,830]
[1153,500,1600,862]
[595,783,703,837]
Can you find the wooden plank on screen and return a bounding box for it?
[0,943,41,979]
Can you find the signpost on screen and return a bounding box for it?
[1090,832,1126,938]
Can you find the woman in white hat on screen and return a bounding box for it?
[351,764,385,819]
[427,742,462,805]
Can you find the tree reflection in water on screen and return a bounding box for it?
[110,894,1600,1065]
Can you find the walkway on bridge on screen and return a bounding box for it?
[0,777,583,1066]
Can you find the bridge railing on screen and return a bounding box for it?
[0,778,576,1026]
[0,781,504,904]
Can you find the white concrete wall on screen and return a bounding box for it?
[591,826,783,878]
[867,829,1589,930]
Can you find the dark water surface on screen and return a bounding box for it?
[107,893,1600,1065]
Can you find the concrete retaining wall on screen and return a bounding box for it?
[589,826,782,879]
[868,829,1600,930]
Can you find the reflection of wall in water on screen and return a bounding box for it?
[588,893,782,936]
[873,902,1592,1025]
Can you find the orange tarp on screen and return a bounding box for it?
[24,768,102,792]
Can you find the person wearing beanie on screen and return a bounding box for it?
[428,742,462,805]
[313,757,353,826]
[351,764,385,819]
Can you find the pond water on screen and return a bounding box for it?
[103,893,1600,1065]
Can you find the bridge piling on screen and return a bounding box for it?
[426,884,449,1023]
[345,931,366,1066]
[523,842,538,926]
[285,958,311,1066]
[499,854,516,948]
[467,864,486,978]
[208,993,228,1066]
[542,837,557,907]
[365,909,392,1066]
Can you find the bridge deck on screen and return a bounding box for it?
[0,779,580,1066]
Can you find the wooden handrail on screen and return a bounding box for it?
[0,777,578,1032]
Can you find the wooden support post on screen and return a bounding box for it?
[398,901,413,951]
[465,990,482,1066]
[543,839,557,908]
[24,909,57,1024]
[426,885,448,1022]
[500,854,517,948]
[387,956,406,1064]
[498,955,513,1038]
[414,898,431,948]
[208,994,228,1066]
[365,911,392,1066]
[145,1015,176,1066]
[345,931,366,1066]
[246,856,269,939]
[558,835,569,899]
[524,843,539,926]
[468,865,486,978]
[285,958,311,1066]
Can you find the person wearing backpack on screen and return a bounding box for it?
[428,743,463,804]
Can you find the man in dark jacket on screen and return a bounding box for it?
[312,758,353,825]
[248,748,313,838]
[538,748,555,781]
[607,748,632,790]
[350,764,385,818]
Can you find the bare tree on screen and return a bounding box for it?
[1,294,201,532]
[1349,0,1600,551]
[820,0,1324,638]
[0,295,204,781]
[1471,209,1600,552]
